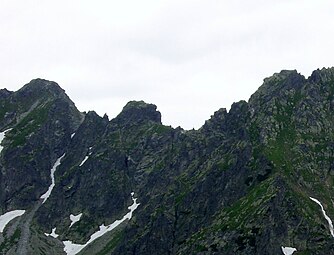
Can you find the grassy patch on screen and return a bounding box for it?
[95,230,124,255]
[7,102,51,147]
[219,177,276,230]
[149,124,172,135]
[0,229,21,253]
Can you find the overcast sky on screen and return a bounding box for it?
[1,0,334,129]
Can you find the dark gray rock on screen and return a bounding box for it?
[1,70,334,255]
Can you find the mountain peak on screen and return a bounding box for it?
[249,69,306,107]
[0,88,13,99]
[19,79,65,98]
[123,100,155,110]
[309,67,334,83]
[261,69,305,90]
[113,100,161,125]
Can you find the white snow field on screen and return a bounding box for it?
[44,227,59,238]
[63,193,140,255]
[0,210,25,232]
[281,246,297,255]
[69,213,83,228]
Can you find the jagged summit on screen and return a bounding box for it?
[202,107,227,132]
[84,110,102,119]
[19,78,66,98]
[122,100,153,110]
[113,100,162,126]
[0,78,84,132]
[249,69,306,107]
[309,67,334,83]
[261,69,306,89]
[0,89,13,99]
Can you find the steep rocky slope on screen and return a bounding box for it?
[0,69,334,254]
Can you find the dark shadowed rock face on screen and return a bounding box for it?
[0,89,13,99]
[1,71,334,255]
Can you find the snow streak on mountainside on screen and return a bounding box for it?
[310,197,334,238]
[0,128,11,153]
[40,154,66,204]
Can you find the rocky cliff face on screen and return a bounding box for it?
[0,79,84,210]
[1,69,334,254]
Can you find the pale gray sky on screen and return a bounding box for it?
[1,0,334,129]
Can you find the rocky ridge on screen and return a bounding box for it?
[0,69,334,254]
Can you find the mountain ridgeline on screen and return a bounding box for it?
[0,68,334,254]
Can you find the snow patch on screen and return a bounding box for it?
[63,193,140,255]
[310,197,334,237]
[45,227,59,238]
[79,156,89,167]
[40,154,66,203]
[63,241,85,255]
[0,210,25,232]
[69,213,83,228]
[281,246,297,255]
[0,128,12,153]
[79,150,93,167]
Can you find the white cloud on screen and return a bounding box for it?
[1,0,334,129]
